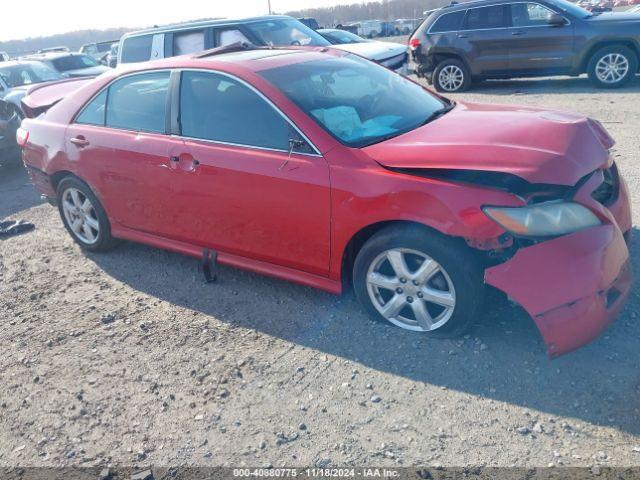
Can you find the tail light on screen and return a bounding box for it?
[16,127,29,148]
[409,38,421,50]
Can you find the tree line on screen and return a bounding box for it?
[0,0,451,56]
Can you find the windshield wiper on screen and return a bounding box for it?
[421,104,455,126]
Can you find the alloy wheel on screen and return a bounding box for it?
[366,248,456,332]
[438,65,465,92]
[595,53,629,84]
[61,187,100,245]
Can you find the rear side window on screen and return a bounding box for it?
[173,29,205,56]
[76,89,107,126]
[120,35,152,63]
[179,71,295,151]
[105,72,170,133]
[464,5,509,30]
[429,11,466,33]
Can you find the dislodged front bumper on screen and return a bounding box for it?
[485,225,631,357]
[484,169,632,358]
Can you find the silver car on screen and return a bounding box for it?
[22,52,110,78]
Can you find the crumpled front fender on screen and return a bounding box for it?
[484,225,631,357]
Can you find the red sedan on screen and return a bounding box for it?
[18,46,632,357]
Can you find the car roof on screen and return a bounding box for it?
[115,46,347,76]
[0,60,44,68]
[25,52,88,60]
[430,0,522,14]
[123,15,295,38]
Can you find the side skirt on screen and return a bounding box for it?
[110,225,343,295]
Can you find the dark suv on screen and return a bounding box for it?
[409,0,640,91]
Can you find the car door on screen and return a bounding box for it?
[457,5,510,75]
[169,70,331,276]
[507,2,574,73]
[66,70,182,237]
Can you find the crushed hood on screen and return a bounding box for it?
[63,65,110,77]
[330,41,407,62]
[363,102,613,186]
[20,77,92,118]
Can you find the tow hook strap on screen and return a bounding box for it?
[202,248,218,283]
[0,219,35,238]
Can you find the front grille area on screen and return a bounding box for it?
[591,165,619,206]
[379,52,408,70]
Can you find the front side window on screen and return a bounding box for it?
[244,19,330,47]
[173,30,205,56]
[464,5,509,30]
[429,11,466,33]
[217,29,251,47]
[106,72,170,133]
[511,3,557,26]
[259,55,447,148]
[179,71,301,151]
[120,35,153,63]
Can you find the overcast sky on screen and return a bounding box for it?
[1,0,354,42]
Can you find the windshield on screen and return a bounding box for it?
[323,30,366,44]
[52,55,99,72]
[244,19,330,47]
[549,0,593,18]
[259,55,447,148]
[0,63,63,87]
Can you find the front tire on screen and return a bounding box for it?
[57,176,119,252]
[353,226,483,338]
[587,45,638,89]
[433,58,471,93]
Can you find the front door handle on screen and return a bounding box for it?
[70,136,90,147]
[457,33,469,38]
[169,154,200,170]
[511,30,524,36]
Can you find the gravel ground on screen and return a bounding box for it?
[1,69,640,470]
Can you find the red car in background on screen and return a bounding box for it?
[17,46,632,357]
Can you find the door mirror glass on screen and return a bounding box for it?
[547,12,567,26]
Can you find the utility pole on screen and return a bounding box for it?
[268,0,272,14]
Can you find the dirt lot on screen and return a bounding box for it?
[1,70,640,470]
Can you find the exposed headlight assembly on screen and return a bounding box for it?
[482,201,601,237]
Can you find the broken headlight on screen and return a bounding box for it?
[482,201,601,237]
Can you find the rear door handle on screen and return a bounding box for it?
[457,33,469,38]
[70,136,90,147]
[511,30,524,36]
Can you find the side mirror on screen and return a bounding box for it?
[547,12,567,26]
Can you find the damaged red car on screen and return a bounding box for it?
[18,46,632,357]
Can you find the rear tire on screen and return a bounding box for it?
[433,58,471,93]
[353,225,484,338]
[587,45,638,89]
[56,176,119,252]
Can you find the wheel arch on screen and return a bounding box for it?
[340,219,470,291]
[432,51,473,75]
[580,40,640,73]
[50,170,77,192]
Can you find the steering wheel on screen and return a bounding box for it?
[291,40,301,46]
